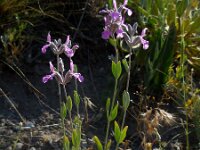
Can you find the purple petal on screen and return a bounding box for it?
[42,75,53,83]
[65,35,70,45]
[123,0,128,5]
[72,44,79,51]
[113,0,117,10]
[99,9,109,14]
[41,44,50,54]
[104,16,111,26]
[141,38,149,50]
[72,73,84,82]
[110,12,120,20]
[65,47,74,58]
[123,7,132,16]
[141,28,148,37]
[127,8,132,16]
[116,28,124,38]
[49,61,55,73]
[47,32,51,43]
[102,30,112,39]
[70,59,74,73]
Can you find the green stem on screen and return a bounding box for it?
[104,39,119,149]
[121,51,132,130]
[115,143,120,150]
[126,52,132,91]
[76,105,80,117]
[104,79,118,149]
[121,109,127,131]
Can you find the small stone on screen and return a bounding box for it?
[6,146,12,150]
[16,143,23,150]
[29,147,36,150]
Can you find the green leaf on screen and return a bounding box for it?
[114,121,121,143]
[92,136,103,150]
[122,59,129,73]
[119,126,128,143]
[74,90,80,107]
[66,96,73,112]
[63,135,70,150]
[72,129,77,147]
[109,38,117,47]
[112,61,122,79]
[122,90,130,110]
[109,103,118,121]
[72,128,81,148]
[106,98,111,119]
[187,17,200,33]
[60,102,67,119]
[148,23,176,91]
[105,139,112,150]
[176,0,189,17]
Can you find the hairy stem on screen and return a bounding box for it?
[104,79,118,149]
[57,55,62,107]
[104,40,119,149]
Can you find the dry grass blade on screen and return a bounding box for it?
[0,88,26,123]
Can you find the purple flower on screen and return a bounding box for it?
[100,0,132,39]
[69,59,84,82]
[41,32,51,53]
[41,32,65,55]
[140,28,149,50]
[64,35,79,58]
[42,62,56,83]
[42,59,84,85]
[122,23,149,50]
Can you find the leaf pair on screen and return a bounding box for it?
[93,136,111,150]
[106,98,119,122]
[112,61,122,80]
[114,121,128,144]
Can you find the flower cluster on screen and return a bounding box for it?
[100,0,149,50]
[42,33,84,85]
[100,0,132,40]
[122,23,149,50]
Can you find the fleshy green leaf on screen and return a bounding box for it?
[109,103,118,121]
[112,61,122,79]
[74,90,80,107]
[176,0,189,17]
[119,126,128,143]
[66,96,73,112]
[72,128,81,148]
[122,59,129,73]
[105,139,112,150]
[63,135,70,150]
[122,90,130,110]
[109,38,117,47]
[93,136,103,150]
[60,102,67,119]
[72,129,77,147]
[114,121,121,143]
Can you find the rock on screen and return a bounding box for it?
[15,143,23,150]
[29,147,36,150]
[6,146,12,150]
